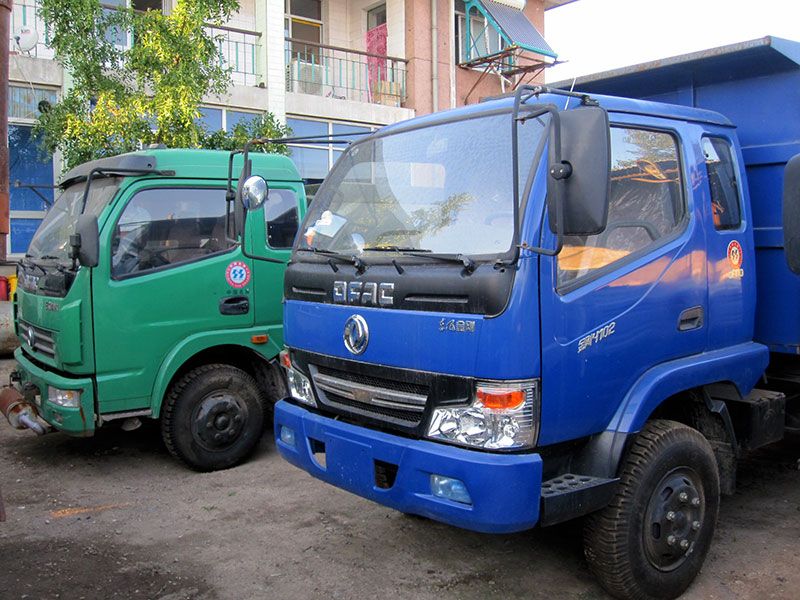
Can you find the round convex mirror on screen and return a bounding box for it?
[241,175,268,210]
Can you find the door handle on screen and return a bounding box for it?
[219,296,249,315]
[678,306,704,331]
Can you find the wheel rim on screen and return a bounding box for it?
[191,391,248,452]
[643,466,705,572]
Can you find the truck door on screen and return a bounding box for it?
[538,121,708,445]
[699,135,752,349]
[247,185,303,348]
[92,181,254,413]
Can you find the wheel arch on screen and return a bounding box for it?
[149,331,285,418]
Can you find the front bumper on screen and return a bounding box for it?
[13,348,95,436]
[274,400,543,533]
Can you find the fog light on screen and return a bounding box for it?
[430,474,472,505]
[47,386,81,408]
[279,426,296,447]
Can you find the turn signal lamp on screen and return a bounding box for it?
[279,349,292,369]
[476,386,525,410]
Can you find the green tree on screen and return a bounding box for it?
[34,0,289,171]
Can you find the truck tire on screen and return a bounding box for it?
[161,364,265,472]
[583,420,720,600]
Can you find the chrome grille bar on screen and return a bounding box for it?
[312,372,427,413]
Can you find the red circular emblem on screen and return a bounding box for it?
[225,261,251,288]
[727,240,743,269]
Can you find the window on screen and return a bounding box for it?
[557,127,684,288]
[196,107,260,133]
[285,0,323,61]
[454,0,503,64]
[112,188,231,277]
[286,116,376,182]
[367,5,387,29]
[702,137,741,230]
[8,124,54,256]
[265,190,300,248]
[132,0,162,11]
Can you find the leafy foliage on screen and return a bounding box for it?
[201,112,292,156]
[35,0,289,171]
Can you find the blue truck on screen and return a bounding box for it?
[265,37,800,600]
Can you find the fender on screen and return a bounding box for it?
[572,342,768,479]
[611,341,768,435]
[148,324,284,416]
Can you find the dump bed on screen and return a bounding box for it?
[555,37,800,354]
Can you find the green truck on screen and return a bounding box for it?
[1,148,305,470]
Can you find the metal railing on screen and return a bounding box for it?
[7,2,263,87]
[286,38,407,107]
[8,1,53,59]
[207,24,261,87]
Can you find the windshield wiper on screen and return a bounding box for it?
[361,246,431,253]
[296,247,366,273]
[391,249,476,273]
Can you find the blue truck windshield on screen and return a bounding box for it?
[299,111,549,258]
[27,178,119,262]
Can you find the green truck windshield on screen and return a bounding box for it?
[300,112,548,258]
[27,178,120,262]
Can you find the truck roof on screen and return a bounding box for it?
[373,86,733,142]
[59,148,302,187]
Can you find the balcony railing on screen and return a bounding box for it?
[286,38,407,107]
[8,1,53,59]
[208,24,261,87]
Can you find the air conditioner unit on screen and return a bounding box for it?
[287,59,325,96]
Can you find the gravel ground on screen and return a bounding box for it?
[1,358,799,600]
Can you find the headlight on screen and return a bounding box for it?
[426,380,539,450]
[280,350,316,407]
[48,386,81,408]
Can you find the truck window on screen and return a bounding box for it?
[111,187,231,278]
[557,127,684,288]
[264,189,300,249]
[702,137,742,230]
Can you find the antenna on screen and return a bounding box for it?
[14,27,39,54]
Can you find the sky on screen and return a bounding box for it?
[544,0,800,83]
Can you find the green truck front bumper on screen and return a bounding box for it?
[14,348,96,436]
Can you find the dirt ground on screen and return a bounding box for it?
[1,359,799,600]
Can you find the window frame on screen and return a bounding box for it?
[110,184,236,281]
[264,188,301,250]
[701,135,744,232]
[556,124,690,294]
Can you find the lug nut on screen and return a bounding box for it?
[679,492,689,503]
[214,433,223,442]
[680,539,690,550]
[667,535,676,546]
[692,520,701,531]
[691,497,701,507]
[666,511,676,521]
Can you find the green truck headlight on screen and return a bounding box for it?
[47,386,81,408]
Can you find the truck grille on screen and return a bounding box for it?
[18,320,56,360]
[311,366,429,426]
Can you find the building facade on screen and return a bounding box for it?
[6,0,563,258]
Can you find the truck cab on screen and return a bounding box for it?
[9,148,305,471]
[272,80,800,600]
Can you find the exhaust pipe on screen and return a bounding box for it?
[0,386,47,435]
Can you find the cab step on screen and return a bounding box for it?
[539,473,618,527]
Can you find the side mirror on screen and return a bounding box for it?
[241,175,268,210]
[783,153,800,274]
[72,214,99,268]
[547,106,610,236]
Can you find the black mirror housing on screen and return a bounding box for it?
[75,214,99,268]
[547,106,611,236]
[783,153,800,274]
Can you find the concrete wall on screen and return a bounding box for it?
[404,0,547,114]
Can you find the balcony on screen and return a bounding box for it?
[207,24,261,87]
[285,39,407,107]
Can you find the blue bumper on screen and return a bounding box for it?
[274,400,543,534]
